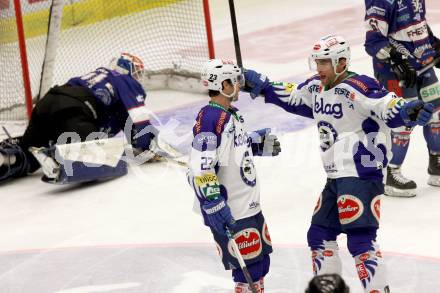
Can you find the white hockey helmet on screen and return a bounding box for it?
[114,52,145,80]
[201,59,244,96]
[309,35,350,73]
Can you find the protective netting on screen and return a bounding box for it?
[0,0,212,120]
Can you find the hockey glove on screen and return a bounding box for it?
[389,47,417,88]
[400,100,434,127]
[249,128,281,156]
[202,196,236,235]
[243,69,270,99]
[132,122,158,152]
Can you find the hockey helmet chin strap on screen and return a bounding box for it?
[220,80,239,102]
[329,61,348,87]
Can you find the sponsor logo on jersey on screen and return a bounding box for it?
[392,133,410,146]
[371,195,381,223]
[262,222,272,246]
[314,96,343,119]
[204,186,221,198]
[323,250,334,257]
[420,83,440,102]
[249,201,260,210]
[397,13,410,23]
[356,262,369,280]
[216,112,228,135]
[324,162,338,173]
[406,23,428,39]
[347,78,369,93]
[195,110,204,134]
[337,195,364,224]
[366,6,386,16]
[334,87,355,109]
[229,228,262,260]
[195,173,218,186]
[308,84,321,93]
[313,194,322,215]
[359,252,371,262]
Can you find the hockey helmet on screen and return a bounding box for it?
[309,35,350,73]
[115,52,145,80]
[201,59,244,93]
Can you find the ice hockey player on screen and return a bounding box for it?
[364,0,440,197]
[243,35,433,292]
[0,53,157,184]
[186,59,281,292]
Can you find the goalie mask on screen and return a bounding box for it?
[201,59,244,100]
[309,35,350,76]
[114,52,145,80]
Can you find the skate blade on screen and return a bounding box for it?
[428,175,440,187]
[384,186,417,198]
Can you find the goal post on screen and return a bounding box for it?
[0,0,215,121]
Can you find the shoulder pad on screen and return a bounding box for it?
[193,105,232,136]
[343,75,388,99]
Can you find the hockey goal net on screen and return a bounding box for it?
[0,0,214,121]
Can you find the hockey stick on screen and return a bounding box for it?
[228,0,243,68]
[226,228,259,293]
[398,56,440,87]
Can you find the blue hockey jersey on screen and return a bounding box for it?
[67,68,154,150]
[364,0,438,73]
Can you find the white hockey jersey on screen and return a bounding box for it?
[187,102,261,223]
[264,72,407,181]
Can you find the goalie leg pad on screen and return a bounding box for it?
[0,138,29,182]
[31,138,128,184]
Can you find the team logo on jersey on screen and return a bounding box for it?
[317,121,338,151]
[240,151,256,186]
[371,195,381,223]
[262,222,272,246]
[314,96,343,119]
[234,132,251,148]
[313,194,322,215]
[337,195,364,224]
[229,228,262,260]
[95,88,112,105]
